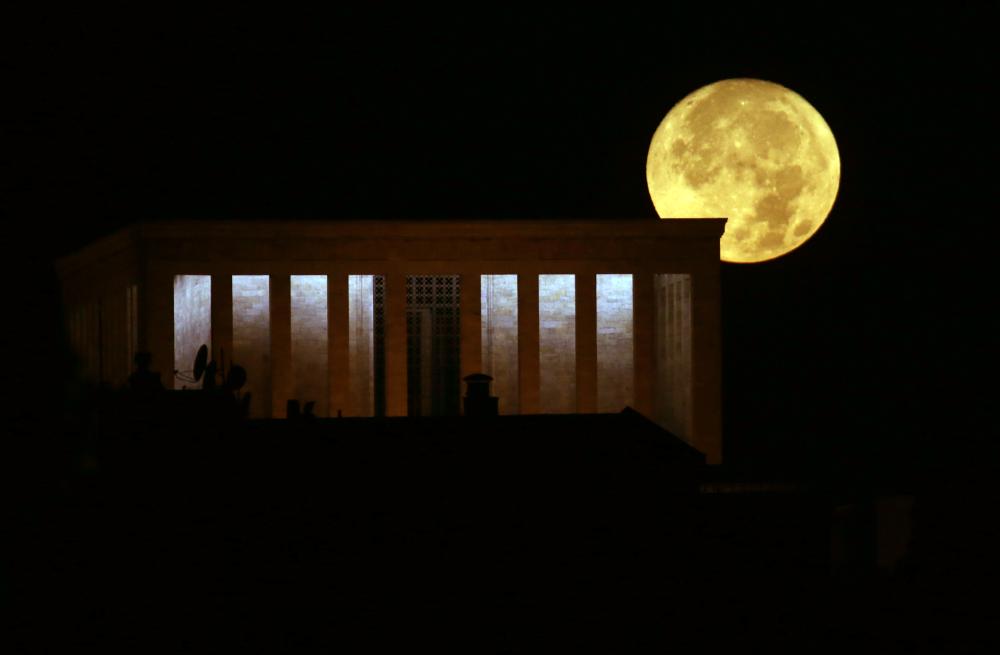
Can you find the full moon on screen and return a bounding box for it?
[646,79,840,263]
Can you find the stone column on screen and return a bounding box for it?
[517,273,539,414]
[575,273,597,413]
[460,273,482,412]
[328,272,350,418]
[691,264,722,464]
[270,274,292,418]
[211,274,233,377]
[384,272,408,416]
[632,272,655,418]
[142,263,174,389]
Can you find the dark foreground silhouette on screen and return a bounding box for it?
[8,389,995,652]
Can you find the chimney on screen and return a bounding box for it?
[463,373,498,417]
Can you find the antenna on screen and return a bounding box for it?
[193,344,209,382]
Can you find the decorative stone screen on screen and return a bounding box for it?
[232,275,271,417]
[596,274,634,412]
[481,274,518,414]
[291,275,328,417]
[406,275,461,416]
[348,275,375,416]
[539,274,576,413]
[173,275,211,389]
[655,274,692,440]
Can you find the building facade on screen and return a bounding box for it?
[57,219,725,462]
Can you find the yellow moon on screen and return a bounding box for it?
[646,79,840,263]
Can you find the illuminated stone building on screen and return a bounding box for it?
[57,219,725,462]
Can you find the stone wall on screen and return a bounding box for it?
[348,275,375,416]
[173,275,211,389]
[655,274,692,441]
[481,275,519,414]
[597,274,634,412]
[233,275,271,417]
[539,274,576,413]
[291,275,328,416]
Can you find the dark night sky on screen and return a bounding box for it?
[4,7,993,474]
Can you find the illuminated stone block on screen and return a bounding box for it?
[348,275,375,416]
[481,274,518,414]
[233,275,271,417]
[539,274,575,413]
[173,275,211,389]
[291,275,328,417]
[597,274,634,412]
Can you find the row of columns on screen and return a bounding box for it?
[160,272,657,420]
[143,268,719,464]
[157,274,654,417]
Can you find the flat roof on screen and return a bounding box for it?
[56,217,727,276]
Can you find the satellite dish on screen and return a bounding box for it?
[193,344,209,382]
[226,364,247,391]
